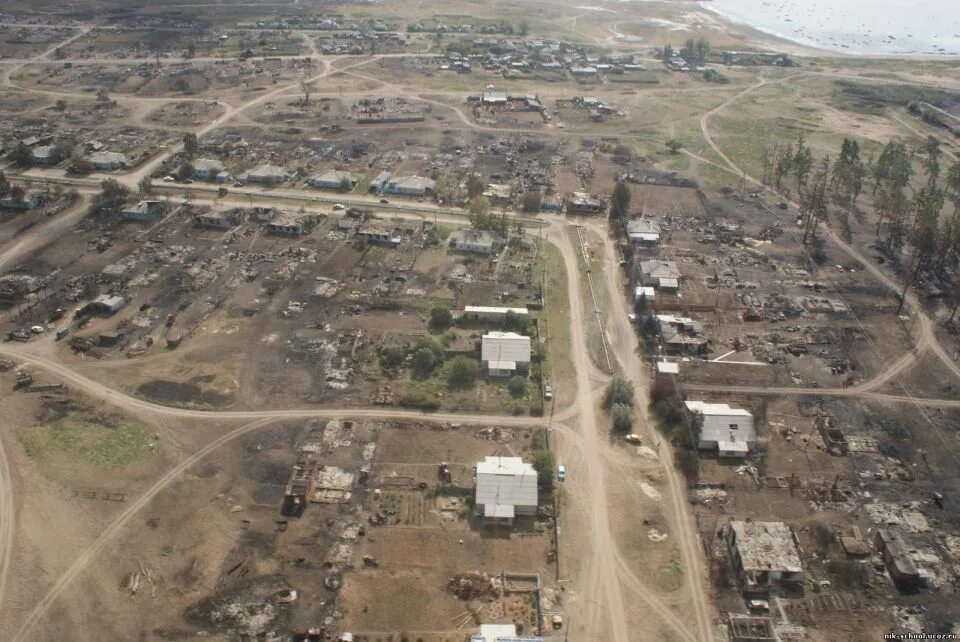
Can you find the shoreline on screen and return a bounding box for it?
[697,0,960,60]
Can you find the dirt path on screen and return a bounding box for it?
[0,343,550,427]
[0,416,15,631]
[697,73,960,393]
[577,218,715,642]
[549,219,699,642]
[7,417,275,642]
[0,194,89,271]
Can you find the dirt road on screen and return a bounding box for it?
[0,418,15,634]
[8,417,277,642]
[697,74,960,392]
[0,194,89,272]
[0,344,550,428]
[549,219,700,642]
[578,219,715,642]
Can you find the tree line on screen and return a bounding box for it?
[761,134,960,315]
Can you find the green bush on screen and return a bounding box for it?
[377,345,405,372]
[400,390,441,410]
[507,375,527,397]
[429,305,453,331]
[611,403,633,434]
[603,375,635,409]
[412,347,438,378]
[446,356,477,389]
[532,449,554,493]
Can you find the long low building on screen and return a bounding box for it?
[461,306,529,322]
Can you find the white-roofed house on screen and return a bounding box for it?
[448,228,504,254]
[309,169,359,191]
[685,400,756,457]
[243,164,292,184]
[634,286,655,304]
[383,175,436,197]
[89,151,128,170]
[192,158,226,181]
[470,623,542,642]
[481,331,531,377]
[474,456,538,525]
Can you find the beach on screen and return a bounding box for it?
[700,0,960,55]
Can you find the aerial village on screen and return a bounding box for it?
[0,2,959,642]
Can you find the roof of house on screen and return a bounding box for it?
[312,169,357,183]
[686,401,756,449]
[482,89,508,103]
[568,191,602,206]
[481,332,531,364]
[248,164,290,179]
[475,456,538,510]
[635,286,655,298]
[470,623,542,642]
[450,228,500,247]
[627,218,661,240]
[464,306,528,316]
[640,260,680,280]
[656,360,680,374]
[193,158,225,172]
[89,151,128,165]
[389,175,436,191]
[122,200,163,215]
[31,145,54,159]
[728,520,803,574]
[94,294,127,310]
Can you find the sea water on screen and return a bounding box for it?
[702,0,960,55]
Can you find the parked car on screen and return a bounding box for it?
[543,382,553,400]
[556,464,566,482]
[55,328,70,341]
[379,198,390,204]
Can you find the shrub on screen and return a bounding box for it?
[412,347,438,378]
[507,375,526,397]
[603,375,635,409]
[446,356,477,389]
[611,403,633,433]
[377,345,405,372]
[532,449,554,493]
[429,305,453,331]
[400,390,440,410]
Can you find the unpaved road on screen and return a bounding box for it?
[550,219,700,642]
[0,420,14,633]
[7,417,276,642]
[0,343,547,427]
[577,218,715,642]
[0,194,89,272]
[698,73,960,394]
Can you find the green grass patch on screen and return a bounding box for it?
[19,413,158,467]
